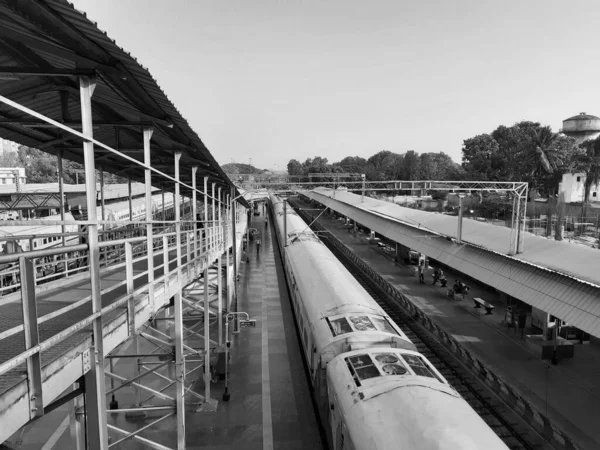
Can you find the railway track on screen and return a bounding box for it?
[290,200,547,450]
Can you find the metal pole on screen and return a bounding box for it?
[212,182,216,257]
[162,189,166,224]
[217,189,223,348]
[204,177,208,255]
[222,194,229,346]
[173,151,185,449]
[58,150,66,248]
[128,177,133,222]
[361,174,365,202]
[100,167,105,222]
[218,187,222,247]
[143,128,155,315]
[79,75,109,449]
[192,167,198,261]
[457,194,464,244]
[203,264,210,401]
[231,187,238,334]
[283,201,287,247]
[223,318,230,401]
[99,166,106,265]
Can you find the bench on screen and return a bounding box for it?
[473,297,495,315]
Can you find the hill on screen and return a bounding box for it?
[222,163,264,174]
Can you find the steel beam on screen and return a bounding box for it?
[173,151,186,449]
[192,166,198,261]
[128,177,133,222]
[58,150,66,248]
[20,257,43,420]
[212,183,216,255]
[204,177,209,255]
[79,75,109,450]
[231,186,238,333]
[204,265,210,402]
[144,127,156,315]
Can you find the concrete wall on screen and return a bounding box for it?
[561,172,600,203]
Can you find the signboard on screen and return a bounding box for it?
[239,319,256,328]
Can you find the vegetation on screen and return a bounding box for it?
[0,146,125,184]
[461,121,582,196]
[286,150,463,181]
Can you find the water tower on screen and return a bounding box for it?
[561,112,600,144]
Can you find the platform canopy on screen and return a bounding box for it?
[0,0,244,204]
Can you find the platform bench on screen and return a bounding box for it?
[473,297,495,315]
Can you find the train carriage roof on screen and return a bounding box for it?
[327,349,509,450]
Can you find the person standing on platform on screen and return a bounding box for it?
[256,237,261,254]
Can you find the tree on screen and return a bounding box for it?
[287,159,303,176]
[399,150,419,180]
[461,134,501,180]
[571,138,600,202]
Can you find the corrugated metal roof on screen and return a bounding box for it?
[304,189,600,337]
[0,0,245,205]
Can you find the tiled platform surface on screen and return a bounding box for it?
[299,199,600,450]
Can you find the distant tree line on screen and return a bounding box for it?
[287,150,463,182]
[285,120,600,202]
[462,121,600,200]
[0,146,126,184]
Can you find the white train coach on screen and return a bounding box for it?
[268,194,508,450]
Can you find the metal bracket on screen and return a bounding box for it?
[82,348,91,374]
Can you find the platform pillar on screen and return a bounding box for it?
[143,127,155,314]
[212,182,216,257]
[79,75,109,450]
[69,384,85,450]
[204,177,209,256]
[218,187,222,247]
[192,166,198,262]
[231,186,238,334]
[173,151,185,449]
[57,150,66,248]
[128,177,133,223]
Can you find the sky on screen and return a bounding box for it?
[71,0,600,171]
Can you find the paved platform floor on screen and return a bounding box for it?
[299,201,600,450]
[177,212,323,450]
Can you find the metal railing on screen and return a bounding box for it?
[0,217,233,378]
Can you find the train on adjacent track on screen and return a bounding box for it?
[268,194,508,450]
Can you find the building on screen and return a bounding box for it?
[0,139,19,155]
[561,112,600,144]
[561,172,600,203]
[0,168,26,188]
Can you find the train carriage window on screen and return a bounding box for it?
[372,317,397,335]
[348,316,376,331]
[346,354,379,381]
[327,317,353,336]
[373,353,408,376]
[400,354,443,382]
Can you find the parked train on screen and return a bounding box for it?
[268,194,508,450]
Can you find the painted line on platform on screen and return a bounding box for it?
[41,415,70,450]
[262,267,273,450]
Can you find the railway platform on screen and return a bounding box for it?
[300,201,600,450]
[180,212,323,450]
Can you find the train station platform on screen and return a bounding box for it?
[179,211,323,450]
[298,200,600,450]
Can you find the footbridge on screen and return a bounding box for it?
[0,2,250,449]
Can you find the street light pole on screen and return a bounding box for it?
[361,174,366,202]
[457,193,466,244]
